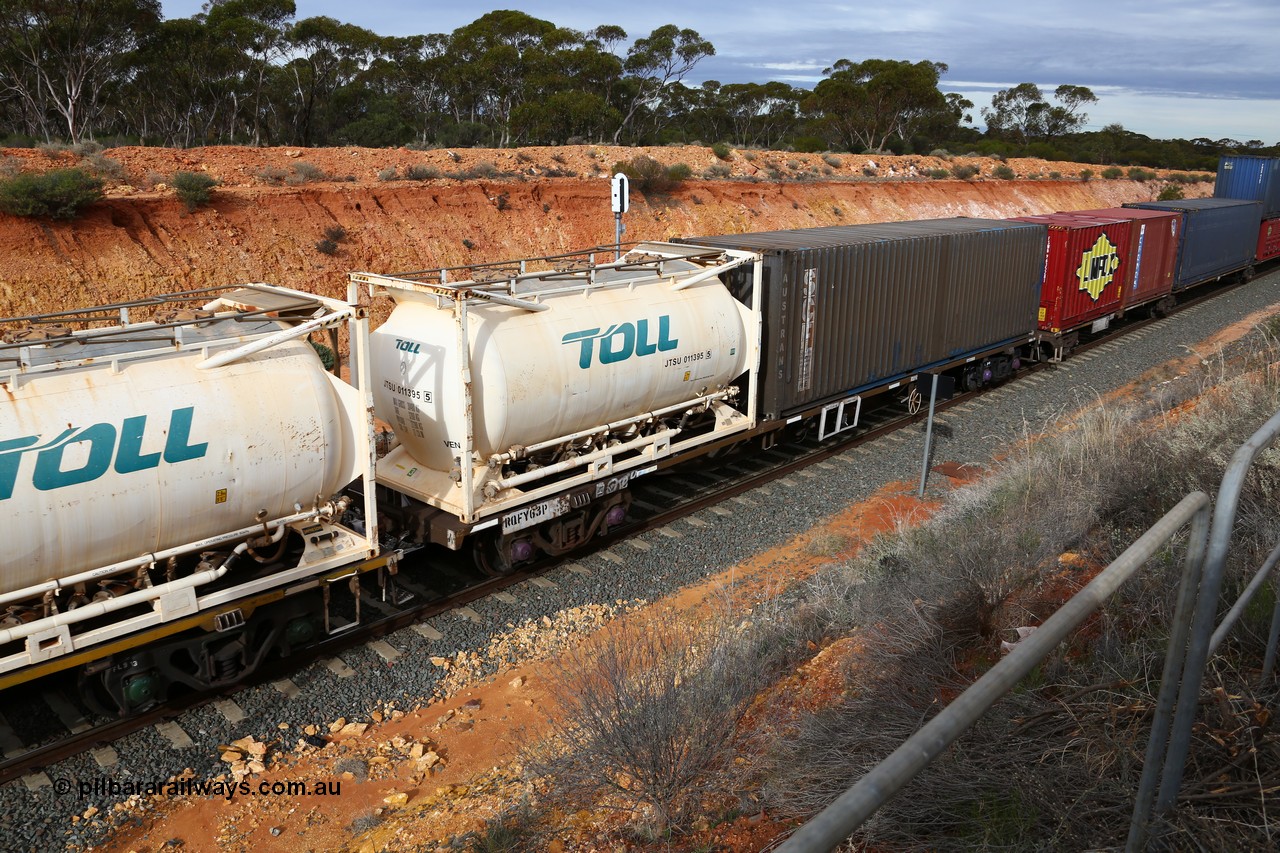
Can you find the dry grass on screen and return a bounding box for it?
[754,325,1280,848]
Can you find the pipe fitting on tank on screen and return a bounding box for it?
[482,479,502,501]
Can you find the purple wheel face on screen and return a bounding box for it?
[510,538,535,562]
[605,504,627,526]
[1011,357,1021,371]
[982,367,993,382]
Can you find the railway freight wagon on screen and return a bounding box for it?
[352,243,764,573]
[1123,198,1263,288]
[1011,212,1134,359]
[1213,155,1280,264]
[0,285,389,707]
[1064,207,1180,316]
[679,218,1047,427]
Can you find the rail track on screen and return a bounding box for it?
[0,275,1249,789]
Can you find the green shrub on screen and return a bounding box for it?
[822,153,842,168]
[172,171,218,211]
[1079,169,1094,182]
[405,164,439,180]
[1157,184,1185,201]
[1101,166,1124,180]
[1126,167,1157,182]
[1048,171,1062,180]
[950,164,979,180]
[992,164,1016,180]
[323,224,347,242]
[0,156,21,179]
[314,238,338,255]
[710,141,732,160]
[254,165,289,185]
[376,166,398,181]
[287,161,327,184]
[612,155,688,193]
[0,168,104,219]
[926,168,951,179]
[929,148,952,159]
[702,163,731,179]
[37,141,70,159]
[79,152,124,182]
[310,340,336,370]
[790,135,826,153]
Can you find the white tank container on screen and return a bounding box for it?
[0,339,363,595]
[371,275,752,471]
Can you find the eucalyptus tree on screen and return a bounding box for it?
[284,15,383,146]
[0,0,161,142]
[803,58,949,153]
[612,24,714,144]
[982,82,1098,143]
[205,0,295,145]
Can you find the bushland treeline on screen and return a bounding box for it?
[1,2,1274,170]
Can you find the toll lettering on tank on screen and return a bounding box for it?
[394,338,422,354]
[561,315,678,368]
[0,406,208,500]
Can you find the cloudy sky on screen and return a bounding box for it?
[162,1,1280,143]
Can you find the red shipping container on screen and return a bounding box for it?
[1063,207,1180,312]
[1012,213,1132,336]
[1259,216,1280,262]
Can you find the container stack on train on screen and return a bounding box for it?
[1122,197,1263,288]
[1010,212,1135,359]
[1213,155,1280,263]
[679,218,1047,421]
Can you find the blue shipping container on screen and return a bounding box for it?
[1215,155,1280,217]
[1122,198,1262,289]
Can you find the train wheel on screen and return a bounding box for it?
[79,664,165,717]
[472,531,534,577]
[906,385,922,415]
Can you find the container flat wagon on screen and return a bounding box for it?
[679,218,1046,422]
[1012,212,1133,358]
[1123,198,1262,288]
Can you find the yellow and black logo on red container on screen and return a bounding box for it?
[1075,233,1121,301]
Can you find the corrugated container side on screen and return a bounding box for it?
[679,219,1045,419]
[1012,214,1130,333]
[1123,198,1262,288]
[1055,208,1180,310]
[1215,155,1280,217]
[1259,216,1280,262]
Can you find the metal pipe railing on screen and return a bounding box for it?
[777,491,1212,853]
[1155,407,1280,815]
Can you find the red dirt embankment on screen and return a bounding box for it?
[0,144,1207,318]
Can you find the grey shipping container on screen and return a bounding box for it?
[1215,155,1280,217]
[1123,198,1262,289]
[678,218,1046,421]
